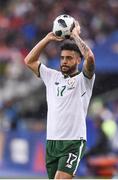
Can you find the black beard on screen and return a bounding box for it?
[60,64,77,76]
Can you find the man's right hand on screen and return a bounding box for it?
[24,32,64,77]
[46,32,64,42]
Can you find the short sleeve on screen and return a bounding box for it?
[81,72,95,91]
[40,64,58,85]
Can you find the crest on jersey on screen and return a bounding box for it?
[67,78,76,90]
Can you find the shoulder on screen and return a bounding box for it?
[39,63,59,76]
[79,72,95,89]
[80,71,95,80]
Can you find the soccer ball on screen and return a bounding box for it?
[52,14,75,39]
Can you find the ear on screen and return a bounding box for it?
[77,56,81,64]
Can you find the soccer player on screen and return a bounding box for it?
[24,22,95,179]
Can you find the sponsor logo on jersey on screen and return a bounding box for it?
[81,92,86,97]
[55,82,59,85]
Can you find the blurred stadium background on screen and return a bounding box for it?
[0,0,118,179]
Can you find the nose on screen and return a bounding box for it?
[62,57,67,64]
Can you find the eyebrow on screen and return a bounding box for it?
[60,55,73,58]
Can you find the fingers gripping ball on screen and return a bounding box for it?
[52,14,75,39]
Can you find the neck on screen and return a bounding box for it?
[63,71,79,78]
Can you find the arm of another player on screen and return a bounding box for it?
[71,21,95,79]
[24,32,63,76]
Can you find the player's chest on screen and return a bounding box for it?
[49,76,78,97]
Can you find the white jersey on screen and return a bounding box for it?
[40,64,95,140]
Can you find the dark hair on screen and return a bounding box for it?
[60,40,83,58]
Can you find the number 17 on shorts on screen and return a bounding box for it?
[58,140,85,176]
[58,152,82,176]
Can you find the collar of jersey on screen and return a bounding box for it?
[63,72,80,78]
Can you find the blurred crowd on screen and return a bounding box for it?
[0,0,118,72]
[89,97,118,153]
[0,0,118,94]
[83,97,118,177]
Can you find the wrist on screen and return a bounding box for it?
[71,33,78,40]
[43,35,51,44]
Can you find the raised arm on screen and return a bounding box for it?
[24,32,63,76]
[71,22,95,79]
